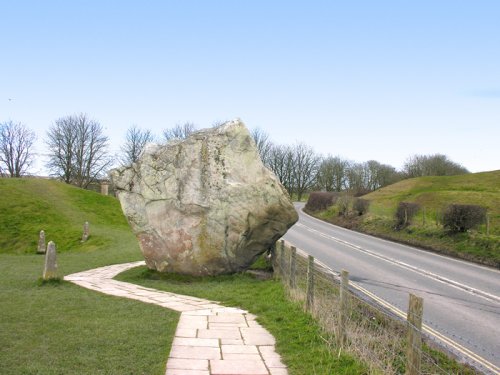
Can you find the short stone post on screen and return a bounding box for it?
[37,230,46,254]
[305,255,315,312]
[81,221,90,242]
[406,294,424,375]
[337,269,349,346]
[100,182,109,195]
[289,246,296,289]
[43,241,58,280]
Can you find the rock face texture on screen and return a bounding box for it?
[110,119,298,275]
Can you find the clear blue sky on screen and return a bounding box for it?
[1,0,499,174]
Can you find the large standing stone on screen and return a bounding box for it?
[43,241,58,280]
[110,119,298,275]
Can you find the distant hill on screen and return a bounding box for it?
[0,178,130,254]
[364,170,500,232]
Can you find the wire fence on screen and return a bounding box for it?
[272,240,479,375]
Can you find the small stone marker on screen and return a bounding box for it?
[100,182,109,195]
[81,221,89,242]
[37,230,46,254]
[43,241,58,280]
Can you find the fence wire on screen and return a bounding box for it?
[273,240,478,375]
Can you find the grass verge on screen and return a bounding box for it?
[116,265,368,375]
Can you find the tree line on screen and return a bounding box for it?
[249,128,469,199]
[0,116,469,196]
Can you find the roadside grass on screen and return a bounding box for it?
[309,171,500,267]
[358,215,500,266]
[116,265,369,375]
[295,256,476,375]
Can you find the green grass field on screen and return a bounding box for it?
[0,178,179,374]
[0,178,366,374]
[312,170,500,267]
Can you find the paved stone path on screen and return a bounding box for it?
[65,262,288,375]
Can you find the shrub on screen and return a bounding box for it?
[305,192,337,212]
[443,204,486,233]
[337,196,352,217]
[353,198,370,216]
[395,202,420,229]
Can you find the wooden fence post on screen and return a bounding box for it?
[289,246,296,289]
[338,269,349,346]
[279,240,286,277]
[406,294,423,375]
[305,255,314,312]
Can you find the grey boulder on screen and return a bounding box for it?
[110,119,298,275]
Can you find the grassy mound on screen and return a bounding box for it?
[365,170,500,227]
[0,178,129,254]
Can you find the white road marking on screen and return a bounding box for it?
[296,222,500,304]
[299,205,500,275]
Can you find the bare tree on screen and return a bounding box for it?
[46,117,77,184]
[121,125,154,165]
[346,162,367,195]
[316,156,351,192]
[266,144,295,195]
[251,128,273,165]
[46,113,110,188]
[163,122,196,141]
[291,143,321,201]
[342,160,400,195]
[403,154,468,178]
[364,160,400,191]
[0,121,36,177]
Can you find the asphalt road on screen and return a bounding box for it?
[283,203,500,374]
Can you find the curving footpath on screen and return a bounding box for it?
[65,262,288,375]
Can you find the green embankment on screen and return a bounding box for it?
[0,178,178,374]
[0,178,129,255]
[315,170,500,267]
[0,178,366,374]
